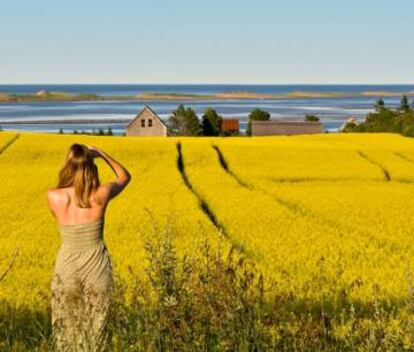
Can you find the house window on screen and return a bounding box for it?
[141,119,145,127]
[148,119,153,127]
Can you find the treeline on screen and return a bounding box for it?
[60,127,114,136]
[167,104,320,136]
[167,105,274,136]
[167,105,237,136]
[0,105,320,137]
[342,95,414,136]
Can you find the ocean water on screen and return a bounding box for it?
[0,84,413,135]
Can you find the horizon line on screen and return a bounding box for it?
[1,82,414,86]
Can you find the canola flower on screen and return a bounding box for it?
[0,132,224,308]
[215,133,414,303]
[1,131,414,323]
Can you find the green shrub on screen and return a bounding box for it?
[201,108,223,136]
[168,104,202,136]
[305,114,319,122]
[246,108,270,136]
[344,97,414,137]
[3,219,414,350]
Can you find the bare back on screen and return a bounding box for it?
[47,185,113,226]
[47,145,131,226]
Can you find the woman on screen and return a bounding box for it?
[46,143,131,351]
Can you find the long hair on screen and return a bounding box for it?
[57,143,101,208]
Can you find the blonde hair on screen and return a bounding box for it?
[57,143,101,208]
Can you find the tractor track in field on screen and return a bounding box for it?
[0,134,20,156]
[357,150,391,181]
[211,144,390,248]
[212,145,393,249]
[176,142,249,255]
[212,145,252,189]
[268,176,365,183]
[394,151,414,165]
[212,144,315,218]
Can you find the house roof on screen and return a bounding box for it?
[126,105,168,130]
[251,120,322,126]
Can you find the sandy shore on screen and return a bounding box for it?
[0,90,413,103]
[0,118,132,124]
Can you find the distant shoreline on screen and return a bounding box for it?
[0,90,413,103]
[0,118,132,124]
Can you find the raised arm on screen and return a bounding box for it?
[88,146,132,200]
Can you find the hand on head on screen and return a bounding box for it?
[87,145,101,159]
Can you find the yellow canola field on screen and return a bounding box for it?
[0,132,19,154]
[217,133,414,182]
[0,132,224,308]
[216,133,414,303]
[1,131,414,312]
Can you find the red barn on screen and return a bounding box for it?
[221,118,239,134]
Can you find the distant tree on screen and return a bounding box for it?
[340,117,361,132]
[342,98,414,137]
[400,95,410,113]
[184,108,202,136]
[305,114,319,122]
[168,104,201,136]
[73,130,78,134]
[98,128,105,136]
[58,128,64,134]
[246,108,270,136]
[107,126,113,136]
[375,98,385,112]
[201,108,223,136]
[249,108,271,121]
[168,104,185,135]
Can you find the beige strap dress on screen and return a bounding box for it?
[51,218,113,352]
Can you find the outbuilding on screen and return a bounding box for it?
[251,120,324,136]
[126,105,168,136]
[221,118,240,134]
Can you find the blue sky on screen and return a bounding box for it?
[0,0,413,84]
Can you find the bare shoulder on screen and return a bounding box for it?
[97,182,119,194]
[97,183,112,193]
[95,183,113,200]
[97,182,125,201]
[46,187,58,199]
[46,187,68,203]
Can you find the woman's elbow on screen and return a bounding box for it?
[122,173,132,186]
[126,171,132,181]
